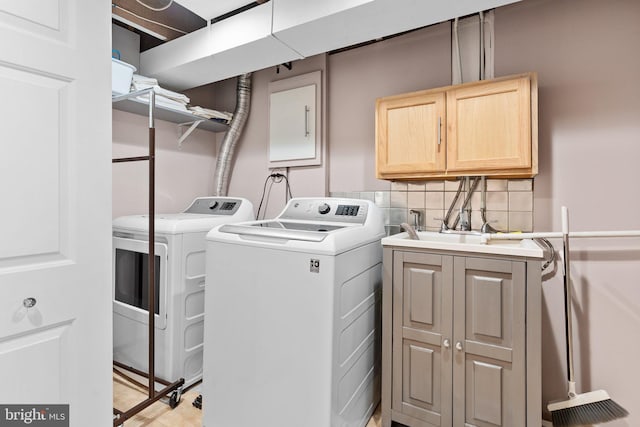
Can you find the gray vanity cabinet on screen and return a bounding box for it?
[382,248,541,427]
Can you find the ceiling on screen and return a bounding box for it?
[112,0,265,50]
[174,0,257,21]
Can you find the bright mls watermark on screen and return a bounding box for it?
[0,405,68,426]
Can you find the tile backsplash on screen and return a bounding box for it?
[331,178,534,236]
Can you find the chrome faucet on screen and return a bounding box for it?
[479,175,499,233]
[458,207,471,231]
[409,209,423,232]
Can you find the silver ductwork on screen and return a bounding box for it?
[214,72,252,196]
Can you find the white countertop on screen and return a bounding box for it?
[382,231,545,258]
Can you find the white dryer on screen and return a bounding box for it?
[202,197,385,427]
[112,197,254,388]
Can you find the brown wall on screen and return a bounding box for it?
[113,0,640,421]
[324,3,640,419]
[328,21,452,192]
[495,0,640,420]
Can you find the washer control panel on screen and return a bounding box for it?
[280,198,369,224]
[184,197,243,215]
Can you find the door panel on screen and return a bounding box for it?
[392,252,452,426]
[466,359,506,427]
[0,1,112,425]
[453,257,526,427]
[0,65,69,264]
[377,91,445,175]
[447,76,531,172]
[0,322,72,403]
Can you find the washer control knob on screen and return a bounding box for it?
[209,201,219,210]
[318,203,331,215]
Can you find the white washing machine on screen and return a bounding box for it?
[202,197,385,427]
[112,196,254,388]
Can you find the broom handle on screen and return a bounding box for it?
[562,206,576,385]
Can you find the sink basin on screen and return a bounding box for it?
[382,231,544,258]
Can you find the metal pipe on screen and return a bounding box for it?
[112,156,150,163]
[451,176,480,230]
[479,11,485,80]
[441,178,465,232]
[214,73,252,196]
[480,175,499,233]
[148,124,155,398]
[113,378,184,427]
[561,207,575,385]
[453,17,463,84]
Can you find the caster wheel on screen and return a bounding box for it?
[192,394,202,410]
[169,389,182,409]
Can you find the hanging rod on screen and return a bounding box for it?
[112,155,150,163]
[482,230,640,242]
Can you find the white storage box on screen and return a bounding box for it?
[112,58,136,95]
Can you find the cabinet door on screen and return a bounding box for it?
[392,252,453,426]
[376,91,445,177]
[268,70,321,167]
[452,257,526,427]
[446,76,532,173]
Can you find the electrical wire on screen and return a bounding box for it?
[281,175,293,201]
[255,175,272,220]
[255,173,294,220]
[112,4,187,35]
[135,0,173,11]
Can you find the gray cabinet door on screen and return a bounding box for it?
[392,251,453,426]
[452,256,526,427]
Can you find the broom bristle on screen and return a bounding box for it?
[550,398,628,426]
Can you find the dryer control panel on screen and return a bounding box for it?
[279,198,370,224]
[184,197,244,215]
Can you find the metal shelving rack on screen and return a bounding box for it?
[112,94,229,146]
[111,88,185,426]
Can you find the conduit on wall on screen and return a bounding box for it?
[214,72,252,196]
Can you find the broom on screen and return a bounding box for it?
[547,206,628,426]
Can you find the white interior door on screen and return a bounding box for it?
[0,1,113,425]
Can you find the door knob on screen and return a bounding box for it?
[443,339,450,348]
[455,341,464,351]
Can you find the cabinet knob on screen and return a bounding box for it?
[23,297,37,308]
[443,339,450,348]
[455,341,464,351]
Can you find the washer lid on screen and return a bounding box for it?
[219,221,347,242]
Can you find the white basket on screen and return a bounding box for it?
[112,58,136,95]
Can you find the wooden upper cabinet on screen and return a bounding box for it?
[376,91,446,175]
[376,73,538,180]
[447,76,532,172]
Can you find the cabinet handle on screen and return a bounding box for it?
[443,339,450,348]
[304,105,310,137]
[455,341,464,351]
[437,116,441,146]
